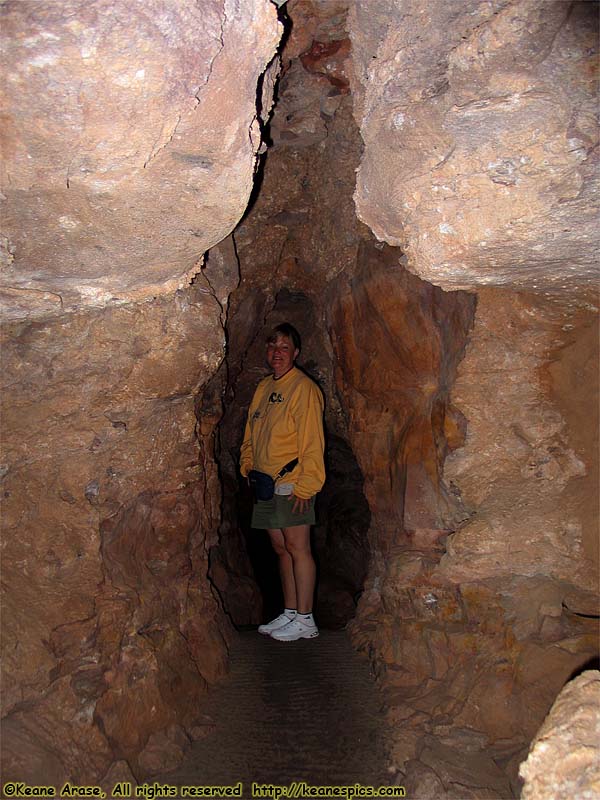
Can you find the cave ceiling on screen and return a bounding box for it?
[0,0,281,319]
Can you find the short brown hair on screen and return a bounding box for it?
[267,322,301,351]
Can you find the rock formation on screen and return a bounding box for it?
[0,0,281,316]
[345,0,599,793]
[350,0,598,296]
[216,0,599,795]
[0,285,237,781]
[1,0,281,783]
[1,0,598,794]
[519,670,600,800]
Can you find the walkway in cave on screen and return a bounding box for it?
[163,630,392,796]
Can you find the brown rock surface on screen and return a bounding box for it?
[0,286,234,781]
[100,761,137,799]
[0,0,281,317]
[330,240,475,548]
[209,10,598,798]
[338,2,599,794]
[342,266,598,793]
[349,0,599,293]
[519,670,600,800]
[1,0,286,782]
[2,0,598,795]
[441,290,597,601]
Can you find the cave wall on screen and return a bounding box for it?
[329,241,475,548]
[350,0,598,295]
[214,0,598,795]
[1,0,598,793]
[0,286,235,782]
[0,0,281,783]
[347,290,599,795]
[344,0,599,794]
[519,670,600,799]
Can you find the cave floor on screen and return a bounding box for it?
[161,629,392,796]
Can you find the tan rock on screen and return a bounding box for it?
[330,241,475,543]
[0,0,281,318]
[1,287,233,781]
[440,290,598,605]
[136,724,191,777]
[519,670,600,800]
[349,0,599,294]
[2,0,598,793]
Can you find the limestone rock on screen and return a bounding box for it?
[0,286,234,781]
[440,290,598,608]
[2,0,598,793]
[0,0,281,317]
[349,0,599,294]
[210,42,370,625]
[345,2,600,768]
[330,240,475,545]
[519,670,600,800]
[214,5,598,798]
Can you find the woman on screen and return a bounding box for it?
[240,323,325,641]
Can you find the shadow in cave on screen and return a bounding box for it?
[236,5,292,227]
[568,655,600,680]
[241,433,371,631]
[216,287,372,632]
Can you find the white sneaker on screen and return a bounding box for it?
[258,612,296,635]
[270,616,319,641]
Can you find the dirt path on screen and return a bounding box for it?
[163,630,393,796]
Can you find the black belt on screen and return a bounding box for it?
[275,458,298,479]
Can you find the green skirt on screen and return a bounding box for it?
[251,494,316,530]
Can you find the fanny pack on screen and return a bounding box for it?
[248,459,298,502]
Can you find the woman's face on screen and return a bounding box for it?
[266,334,299,379]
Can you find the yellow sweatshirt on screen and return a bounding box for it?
[240,367,325,500]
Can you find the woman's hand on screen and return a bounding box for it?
[288,494,311,514]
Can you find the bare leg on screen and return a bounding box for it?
[267,528,297,609]
[282,524,315,614]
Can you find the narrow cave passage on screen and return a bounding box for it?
[209,287,372,632]
[157,631,389,789]
[174,2,598,797]
[173,2,502,795]
[167,2,482,790]
[2,0,598,797]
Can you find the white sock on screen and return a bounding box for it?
[297,612,314,625]
[284,608,297,619]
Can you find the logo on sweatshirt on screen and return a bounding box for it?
[269,392,284,404]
